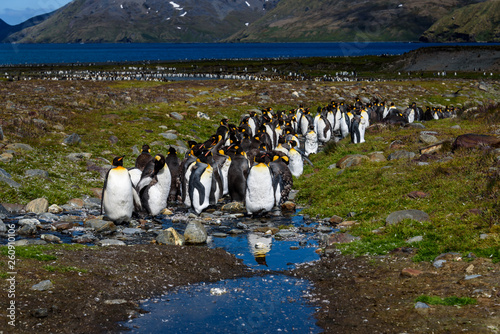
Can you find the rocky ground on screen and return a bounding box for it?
[0,73,499,333]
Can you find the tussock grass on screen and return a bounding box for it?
[415,295,477,306]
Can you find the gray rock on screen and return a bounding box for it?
[406,236,423,243]
[31,280,54,291]
[450,125,461,129]
[328,163,337,169]
[18,218,41,226]
[415,302,430,309]
[419,133,439,145]
[25,169,49,178]
[41,234,62,243]
[170,112,184,120]
[0,168,12,178]
[0,220,6,233]
[96,239,126,246]
[63,133,81,145]
[388,150,416,161]
[84,219,117,232]
[18,224,37,236]
[122,227,143,235]
[156,228,185,245]
[0,125,3,141]
[408,123,426,129]
[386,209,429,225]
[67,153,92,161]
[48,204,64,214]
[5,143,33,151]
[367,152,386,162]
[104,299,128,305]
[159,132,178,140]
[14,239,47,246]
[229,229,245,235]
[0,175,21,188]
[317,225,332,233]
[465,274,482,280]
[0,153,13,163]
[479,233,489,240]
[212,232,228,238]
[184,221,207,244]
[433,259,447,268]
[25,198,49,214]
[73,234,98,244]
[337,154,369,169]
[221,202,245,213]
[275,230,297,239]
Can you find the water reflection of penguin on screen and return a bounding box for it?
[247,233,273,266]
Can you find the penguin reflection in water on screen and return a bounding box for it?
[101,156,141,223]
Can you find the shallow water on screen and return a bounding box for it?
[123,275,321,334]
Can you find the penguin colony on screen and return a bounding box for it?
[101,99,456,222]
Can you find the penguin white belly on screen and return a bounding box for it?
[191,166,213,214]
[146,168,171,216]
[128,168,142,188]
[245,164,275,214]
[340,115,349,138]
[305,131,318,156]
[220,158,231,196]
[288,151,303,178]
[103,168,134,222]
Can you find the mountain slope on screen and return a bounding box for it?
[225,0,487,42]
[420,0,500,42]
[8,0,279,43]
[0,12,54,42]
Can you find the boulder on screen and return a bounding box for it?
[386,209,430,225]
[84,219,116,232]
[388,150,416,161]
[25,198,49,214]
[221,202,245,213]
[31,280,54,291]
[419,133,439,145]
[367,152,386,162]
[156,227,185,245]
[63,133,81,145]
[337,154,369,169]
[184,221,207,244]
[451,133,500,151]
[25,169,49,178]
[170,112,184,120]
[48,204,64,214]
[96,239,126,246]
[5,143,33,151]
[41,234,62,243]
[328,232,360,244]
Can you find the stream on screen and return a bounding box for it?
[1,205,336,333]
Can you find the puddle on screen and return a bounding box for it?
[209,234,319,271]
[123,275,321,334]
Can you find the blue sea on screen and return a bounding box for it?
[0,42,493,66]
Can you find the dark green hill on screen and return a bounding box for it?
[225,0,487,42]
[420,0,500,42]
[8,0,278,43]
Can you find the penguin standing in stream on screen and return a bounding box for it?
[245,152,275,215]
[140,154,171,216]
[101,156,141,223]
[188,151,213,215]
[227,146,250,202]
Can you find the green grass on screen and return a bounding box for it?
[415,295,477,306]
[296,104,500,263]
[0,244,88,261]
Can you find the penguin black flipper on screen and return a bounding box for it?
[189,163,208,207]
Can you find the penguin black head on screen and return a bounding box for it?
[187,140,197,149]
[168,147,177,156]
[112,155,125,167]
[153,154,166,172]
[141,145,151,153]
[220,118,229,126]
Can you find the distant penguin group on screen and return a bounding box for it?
[101,98,456,221]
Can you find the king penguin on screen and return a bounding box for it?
[287,140,304,178]
[227,146,250,202]
[304,125,318,157]
[188,151,213,214]
[166,147,181,203]
[245,152,275,215]
[101,156,140,223]
[140,154,171,216]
